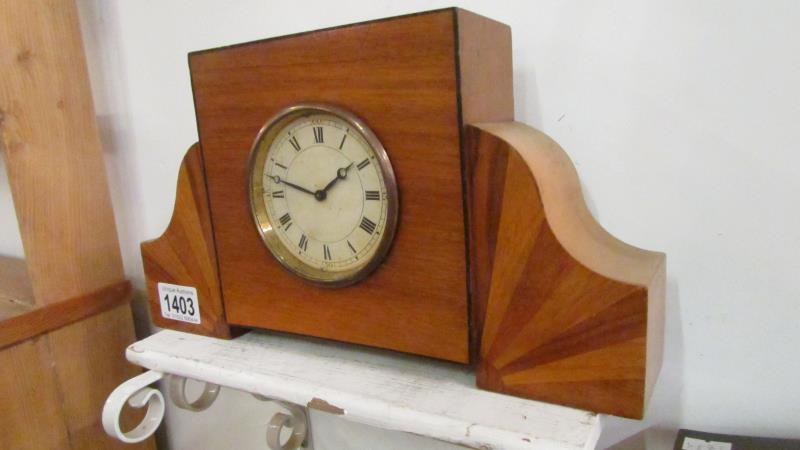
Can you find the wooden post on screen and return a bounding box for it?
[0,0,155,448]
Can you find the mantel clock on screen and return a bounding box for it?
[141,8,666,419]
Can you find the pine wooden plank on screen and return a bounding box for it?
[128,330,602,450]
[0,337,71,450]
[0,1,153,448]
[0,0,124,306]
[49,303,151,450]
[0,280,131,349]
[0,306,149,450]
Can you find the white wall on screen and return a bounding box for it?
[0,158,25,257]
[23,0,795,448]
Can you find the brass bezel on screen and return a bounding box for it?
[247,103,399,287]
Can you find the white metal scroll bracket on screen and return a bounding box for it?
[103,372,222,444]
[253,394,312,450]
[168,374,220,411]
[102,370,166,443]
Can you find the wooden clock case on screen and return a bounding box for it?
[142,8,666,419]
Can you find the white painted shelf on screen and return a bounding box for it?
[125,330,601,450]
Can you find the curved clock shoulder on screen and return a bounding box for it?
[465,121,665,418]
[467,121,664,285]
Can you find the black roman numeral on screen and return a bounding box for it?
[298,234,308,252]
[338,134,347,149]
[359,217,377,235]
[288,135,301,151]
[365,190,380,201]
[347,240,357,254]
[357,158,370,170]
[275,162,288,170]
[279,213,291,228]
[323,244,331,261]
[313,126,324,143]
[272,190,284,198]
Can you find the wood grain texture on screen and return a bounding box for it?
[455,9,515,362]
[0,1,152,447]
[0,280,131,349]
[465,122,665,419]
[141,144,233,338]
[0,0,124,305]
[0,337,72,450]
[455,9,514,125]
[48,303,151,450]
[0,306,150,450]
[187,8,511,362]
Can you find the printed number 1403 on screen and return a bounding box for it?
[157,282,201,324]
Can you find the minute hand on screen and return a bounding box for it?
[271,175,315,196]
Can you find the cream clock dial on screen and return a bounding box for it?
[248,104,398,286]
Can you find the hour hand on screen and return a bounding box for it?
[270,175,315,196]
[322,163,355,193]
[337,162,354,179]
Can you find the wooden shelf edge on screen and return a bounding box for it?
[0,280,132,350]
[127,330,602,450]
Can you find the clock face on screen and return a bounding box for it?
[248,104,398,286]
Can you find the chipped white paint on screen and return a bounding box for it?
[126,330,600,450]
